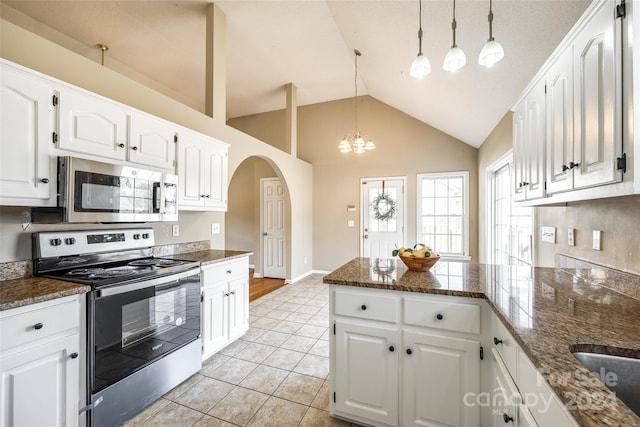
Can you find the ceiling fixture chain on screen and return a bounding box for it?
[338,49,376,154]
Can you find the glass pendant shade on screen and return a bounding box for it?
[443,47,466,72]
[410,53,431,79]
[478,39,504,67]
[353,133,366,153]
[365,138,376,150]
[338,137,352,153]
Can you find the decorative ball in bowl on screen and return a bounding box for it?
[392,244,440,272]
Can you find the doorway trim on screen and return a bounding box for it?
[359,176,407,257]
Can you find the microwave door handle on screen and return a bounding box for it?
[153,183,161,213]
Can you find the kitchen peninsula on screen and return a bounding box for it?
[324,257,640,427]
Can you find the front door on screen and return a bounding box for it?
[361,177,406,259]
[262,178,286,279]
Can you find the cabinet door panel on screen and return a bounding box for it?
[228,277,249,341]
[202,284,228,356]
[512,104,527,201]
[525,80,546,200]
[546,47,574,194]
[402,330,480,427]
[0,67,55,206]
[179,142,205,207]
[204,147,227,210]
[129,114,176,171]
[58,89,127,161]
[0,334,79,427]
[334,320,398,426]
[573,2,621,189]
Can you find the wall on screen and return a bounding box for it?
[0,19,313,281]
[231,96,479,272]
[477,112,513,264]
[226,157,278,271]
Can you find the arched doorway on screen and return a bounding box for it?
[226,156,292,298]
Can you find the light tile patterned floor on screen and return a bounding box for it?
[124,274,363,427]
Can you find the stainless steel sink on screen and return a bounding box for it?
[572,351,640,417]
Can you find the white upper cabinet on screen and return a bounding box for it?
[58,88,128,162]
[129,113,177,171]
[572,0,621,189]
[0,62,57,207]
[514,0,628,204]
[178,129,228,211]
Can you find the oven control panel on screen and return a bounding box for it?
[34,228,156,258]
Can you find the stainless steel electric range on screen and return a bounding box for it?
[33,228,202,427]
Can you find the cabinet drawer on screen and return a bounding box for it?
[202,257,249,286]
[491,314,520,378]
[403,297,481,334]
[333,289,398,323]
[1,298,79,352]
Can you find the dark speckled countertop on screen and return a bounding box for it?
[0,277,89,311]
[323,257,640,427]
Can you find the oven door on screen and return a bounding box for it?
[89,269,201,395]
[60,156,164,223]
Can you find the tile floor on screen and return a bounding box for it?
[124,274,363,427]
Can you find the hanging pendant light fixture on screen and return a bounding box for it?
[478,0,504,67]
[443,0,466,72]
[338,49,375,154]
[409,0,431,79]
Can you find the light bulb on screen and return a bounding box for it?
[410,53,431,79]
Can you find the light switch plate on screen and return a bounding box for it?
[593,230,601,250]
[172,224,179,237]
[211,223,220,234]
[541,226,556,243]
[568,228,575,246]
[347,220,355,227]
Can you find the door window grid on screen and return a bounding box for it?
[417,172,469,259]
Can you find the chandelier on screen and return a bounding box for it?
[338,49,375,154]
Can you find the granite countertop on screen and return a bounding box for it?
[0,277,90,311]
[168,249,253,266]
[323,257,640,427]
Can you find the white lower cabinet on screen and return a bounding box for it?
[201,257,249,360]
[0,295,82,427]
[330,285,483,427]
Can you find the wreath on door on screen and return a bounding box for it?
[371,192,396,221]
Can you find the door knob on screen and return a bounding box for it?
[364,234,369,239]
[263,232,268,236]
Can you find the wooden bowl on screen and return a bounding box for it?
[399,255,440,271]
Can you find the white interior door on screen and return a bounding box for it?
[262,178,286,279]
[361,177,406,259]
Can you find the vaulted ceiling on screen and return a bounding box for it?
[1,0,591,148]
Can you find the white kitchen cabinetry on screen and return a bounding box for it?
[201,257,249,360]
[489,314,578,427]
[178,129,228,211]
[58,87,177,171]
[0,61,57,207]
[0,295,82,427]
[330,286,483,427]
[513,79,546,202]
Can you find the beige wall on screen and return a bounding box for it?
[477,112,514,264]
[226,157,278,271]
[231,96,479,271]
[0,19,313,281]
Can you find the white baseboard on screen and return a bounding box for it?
[285,269,331,284]
[252,272,263,279]
[249,264,256,270]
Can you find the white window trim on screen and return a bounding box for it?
[485,151,513,265]
[416,171,471,261]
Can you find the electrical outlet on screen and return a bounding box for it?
[211,223,220,234]
[568,228,575,246]
[593,230,601,250]
[172,224,179,237]
[347,220,355,227]
[541,226,556,243]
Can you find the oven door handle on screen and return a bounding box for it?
[95,269,200,298]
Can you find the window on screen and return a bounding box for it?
[487,152,534,266]
[417,171,470,260]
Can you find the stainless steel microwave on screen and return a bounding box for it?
[57,156,178,223]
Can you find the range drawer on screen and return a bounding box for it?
[333,288,399,323]
[0,297,79,352]
[202,257,249,286]
[403,297,481,335]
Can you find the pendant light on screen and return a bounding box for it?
[443,0,466,72]
[338,49,375,154]
[478,0,504,67]
[409,0,431,79]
